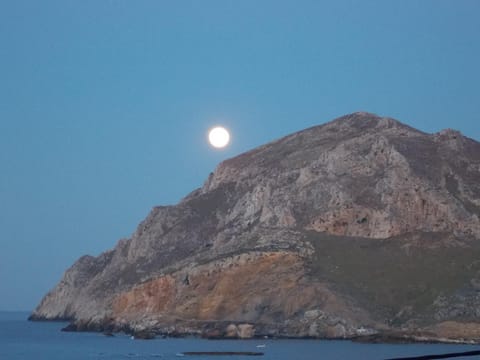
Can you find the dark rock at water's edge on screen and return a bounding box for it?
[131,330,156,340]
[61,323,77,332]
[30,112,480,343]
[28,313,72,323]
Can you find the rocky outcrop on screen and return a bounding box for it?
[30,112,480,342]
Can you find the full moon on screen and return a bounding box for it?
[208,126,230,148]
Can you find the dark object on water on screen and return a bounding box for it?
[181,351,264,356]
[385,349,480,359]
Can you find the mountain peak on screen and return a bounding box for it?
[323,111,424,135]
[204,112,425,192]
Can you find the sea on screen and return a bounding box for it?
[1,312,479,360]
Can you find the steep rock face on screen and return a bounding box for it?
[31,112,480,342]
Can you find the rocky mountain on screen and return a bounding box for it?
[30,112,480,342]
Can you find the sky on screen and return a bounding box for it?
[1,0,479,311]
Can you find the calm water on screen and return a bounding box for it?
[1,312,479,360]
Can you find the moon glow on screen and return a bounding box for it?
[208,126,230,148]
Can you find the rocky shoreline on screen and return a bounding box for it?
[28,313,480,345]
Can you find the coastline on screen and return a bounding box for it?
[27,314,480,345]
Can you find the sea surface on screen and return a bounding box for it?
[1,312,479,360]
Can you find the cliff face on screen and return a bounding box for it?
[30,112,480,342]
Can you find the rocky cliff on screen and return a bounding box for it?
[30,112,480,342]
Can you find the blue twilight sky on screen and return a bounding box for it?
[1,0,480,311]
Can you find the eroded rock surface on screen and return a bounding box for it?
[30,112,480,342]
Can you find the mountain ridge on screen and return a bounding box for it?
[30,112,480,342]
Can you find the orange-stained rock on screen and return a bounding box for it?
[112,275,176,316]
